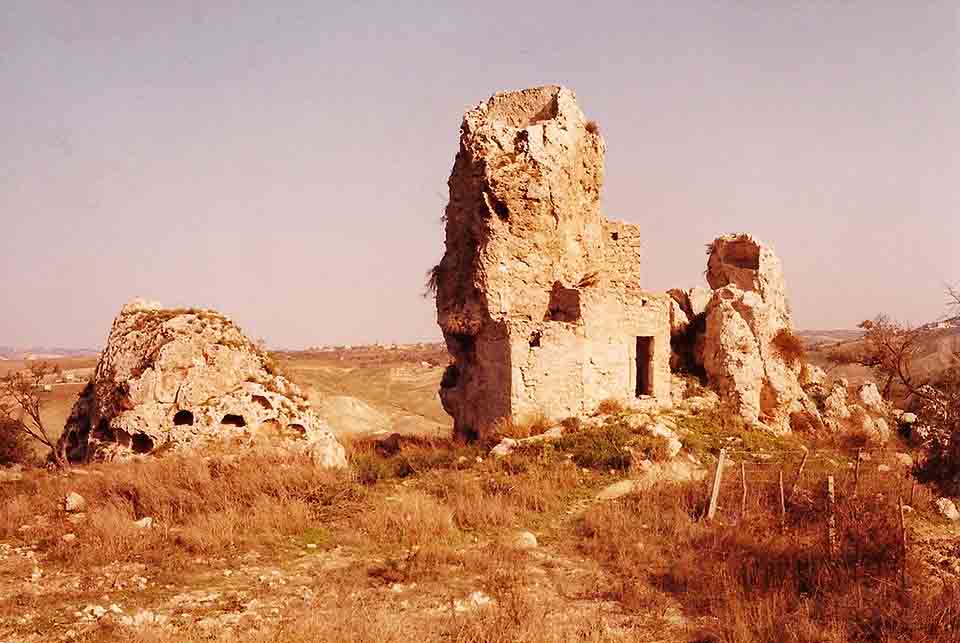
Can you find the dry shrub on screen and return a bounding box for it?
[555,423,633,470]
[346,435,483,485]
[773,328,806,365]
[0,416,32,465]
[595,398,627,416]
[790,410,826,434]
[491,412,552,440]
[585,120,600,135]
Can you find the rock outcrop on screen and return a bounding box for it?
[435,86,672,440]
[58,300,346,467]
[672,234,890,438]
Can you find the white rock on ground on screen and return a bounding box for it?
[64,492,86,513]
[509,530,538,550]
[936,498,960,521]
[893,453,914,469]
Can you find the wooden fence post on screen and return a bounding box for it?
[898,495,908,590]
[789,451,809,502]
[779,470,786,532]
[853,449,862,497]
[740,462,747,520]
[826,476,838,557]
[707,449,726,521]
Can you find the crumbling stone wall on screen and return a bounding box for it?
[435,86,671,440]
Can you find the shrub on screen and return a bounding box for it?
[772,328,805,365]
[585,120,600,134]
[595,398,626,416]
[556,423,633,470]
[491,412,551,440]
[0,417,31,465]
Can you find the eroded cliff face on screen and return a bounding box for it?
[58,299,346,466]
[435,86,670,440]
[672,234,890,439]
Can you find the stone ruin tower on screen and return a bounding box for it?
[434,86,672,440]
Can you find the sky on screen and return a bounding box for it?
[1,1,957,348]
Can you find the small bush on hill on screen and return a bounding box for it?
[595,398,627,416]
[0,417,31,465]
[556,422,632,470]
[773,328,805,365]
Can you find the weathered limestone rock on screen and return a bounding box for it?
[936,497,960,522]
[58,299,346,467]
[819,379,891,444]
[706,234,790,322]
[671,234,823,434]
[435,86,671,440]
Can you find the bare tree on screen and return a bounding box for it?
[857,315,929,400]
[0,362,66,466]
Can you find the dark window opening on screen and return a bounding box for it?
[221,414,246,427]
[636,336,654,397]
[131,433,154,454]
[545,282,582,323]
[173,410,194,426]
[611,231,619,241]
[529,330,542,348]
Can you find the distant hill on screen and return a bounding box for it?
[796,329,864,348]
[0,346,99,360]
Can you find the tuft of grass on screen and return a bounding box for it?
[595,398,627,416]
[491,412,552,440]
[773,328,806,365]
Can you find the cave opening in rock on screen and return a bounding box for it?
[173,410,194,426]
[636,336,654,397]
[221,414,246,427]
[131,433,154,454]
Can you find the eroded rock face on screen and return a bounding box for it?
[435,86,672,439]
[58,299,346,466]
[694,236,809,432]
[671,235,890,439]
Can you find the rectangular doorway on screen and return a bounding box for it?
[635,336,653,397]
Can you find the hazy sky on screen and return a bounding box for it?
[2,1,957,348]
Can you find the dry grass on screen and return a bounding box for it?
[3,408,957,642]
[0,452,361,567]
[595,398,627,416]
[575,461,960,642]
[490,411,552,439]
